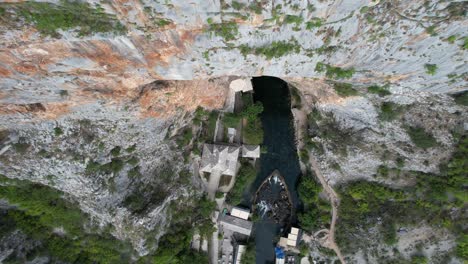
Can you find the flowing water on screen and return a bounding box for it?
[247,76,301,264]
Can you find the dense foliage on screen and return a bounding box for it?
[0,175,133,263]
[144,195,215,264]
[336,135,467,260]
[226,162,257,205]
[297,171,331,232]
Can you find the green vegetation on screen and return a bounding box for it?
[54,127,63,136]
[207,21,239,41]
[367,84,391,97]
[226,162,257,205]
[0,175,133,263]
[13,142,30,154]
[297,171,330,232]
[231,1,245,10]
[239,39,301,59]
[284,14,303,25]
[424,63,437,75]
[425,25,437,36]
[176,127,193,148]
[452,91,468,106]
[315,62,355,79]
[463,37,468,49]
[111,146,121,156]
[447,35,457,44]
[154,18,171,27]
[456,234,468,260]
[360,6,369,14]
[243,118,263,145]
[405,126,437,149]
[248,3,263,14]
[147,195,214,264]
[241,242,256,264]
[332,82,358,97]
[306,17,323,29]
[126,144,136,152]
[86,158,125,174]
[379,102,402,121]
[12,0,125,37]
[336,135,467,255]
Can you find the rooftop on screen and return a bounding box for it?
[219,214,253,236]
[241,144,260,159]
[200,144,240,176]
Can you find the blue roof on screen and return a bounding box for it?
[275,246,284,259]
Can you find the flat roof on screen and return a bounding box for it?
[219,214,253,236]
[290,227,299,235]
[287,234,298,241]
[287,239,297,247]
[231,207,250,220]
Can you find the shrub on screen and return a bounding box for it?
[15,0,126,37]
[452,91,468,106]
[110,146,121,156]
[243,119,263,145]
[425,25,437,36]
[126,144,136,152]
[379,102,401,121]
[447,35,457,44]
[406,126,437,149]
[13,142,30,154]
[284,15,303,25]
[127,156,139,166]
[226,162,256,205]
[231,1,245,10]
[333,83,358,97]
[326,66,355,79]
[456,234,468,260]
[54,127,63,136]
[377,165,389,177]
[241,102,264,121]
[306,17,323,29]
[316,63,355,79]
[367,85,391,97]
[249,3,262,14]
[252,39,301,59]
[463,37,468,49]
[424,64,437,75]
[208,21,239,41]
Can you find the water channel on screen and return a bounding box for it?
[247,76,302,264]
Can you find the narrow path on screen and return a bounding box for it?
[308,155,346,264]
[291,105,345,263]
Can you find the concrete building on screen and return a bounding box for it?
[230,207,250,220]
[200,144,240,176]
[234,245,246,264]
[219,214,253,236]
[241,144,261,159]
[278,227,301,248]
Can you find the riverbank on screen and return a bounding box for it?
[288,82,346,264]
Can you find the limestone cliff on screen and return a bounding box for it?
[0,0,467,261]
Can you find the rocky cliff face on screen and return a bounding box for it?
[0,0,466,260]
